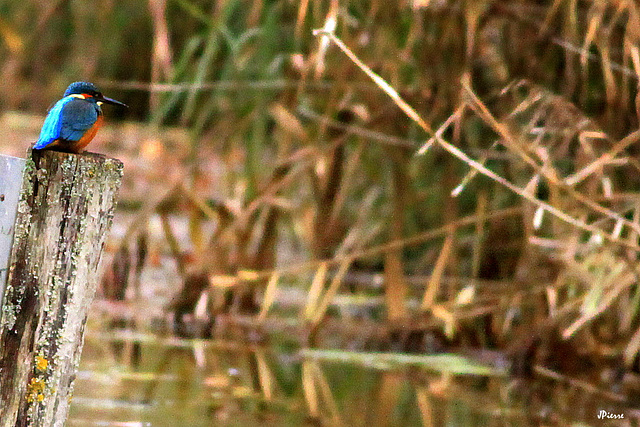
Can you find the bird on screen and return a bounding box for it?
[33,81,127,153]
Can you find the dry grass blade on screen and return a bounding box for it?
[432,305,456,339]
[257,273,280,323]
[624,326,640,366]
[310,360,343,425]
[328,142,367,226]
[421,231,455,311]
[534,366,627,402]
[600,40,617,104]
[565,129,640,186]
[179,182,233,223]
[416,108,462,156]
[533,206,545,230]
[298,106,416,148]
[209,275,239,288]
[451,141,498,197]
[375,373,404,425]
[612,219,624,239]
[415,386,434,427]
[244,162,312,219]
[581,5,603,68]
[270,103,308,140]
[310,257,353,326]
[314,0,338,78]
[471,191,487,280]
[188,204,205,257]
[255,349,274,401]
[631,45,640,78]
[304,262,328,320]
[295,0,310,39]
[148,0,173,110]
[301,361,319,417]
[385,155,410,321]
[385,248,409,321]
[563,272,635,339]
[159,213,185,276]
[462,78,541,170]
[540,0,564,34]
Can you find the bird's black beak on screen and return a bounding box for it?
[98,95,128,108]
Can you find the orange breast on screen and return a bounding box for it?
[72,114,104,153]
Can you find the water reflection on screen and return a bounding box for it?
[68,325,637,427]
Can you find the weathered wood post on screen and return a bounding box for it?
[0,150,123,426]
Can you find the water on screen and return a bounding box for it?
[68,318,638,427]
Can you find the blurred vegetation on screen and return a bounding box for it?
[2,0,640,407]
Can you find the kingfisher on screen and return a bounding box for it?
[34,81,127,153]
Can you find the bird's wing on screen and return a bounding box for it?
[33,96,74,149]
[58,98,99,142]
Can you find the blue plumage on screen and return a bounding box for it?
[34,97,95,149]
[33,81,127,153]
[60,99,99,141]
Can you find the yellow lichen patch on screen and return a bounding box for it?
[35,355,48,372]
[26,377,45,403]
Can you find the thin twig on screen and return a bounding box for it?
[96,79,378,93]
[298,106,416,148]
[312,29,433,134]
[230,207,523,286]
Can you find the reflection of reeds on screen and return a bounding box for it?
[302,359,343,426]
[79,329,631,425]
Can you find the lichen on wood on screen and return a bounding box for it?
[0,150,123,427]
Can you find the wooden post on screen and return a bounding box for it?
[0,150,123,427]
[0,155,26,307]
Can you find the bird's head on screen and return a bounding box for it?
[64,81,127,108]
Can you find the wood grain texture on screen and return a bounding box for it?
[0,150,123,427]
